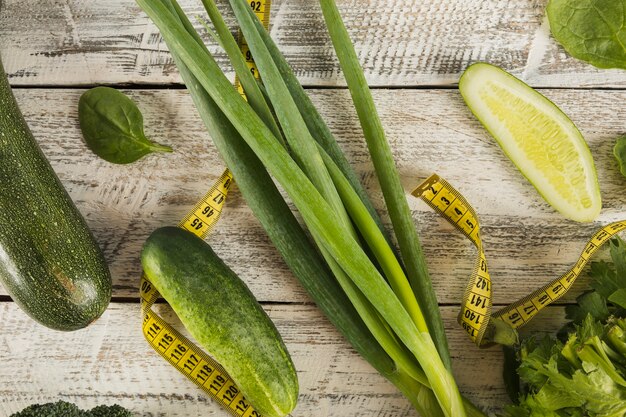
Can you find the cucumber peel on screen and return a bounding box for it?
[141,227,298,417]
[459,63,601,223]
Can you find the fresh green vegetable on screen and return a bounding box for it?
[89,405,133,417]
[547,0,626,70]
[135,1,483,415]
[207,0,441,399]
[614,135,626,179]
[0,57,111,331]
[158,4,446,416]
[10,401,133,417]
[317,0,450,368]
[502,317,626,417]
[221,6,389,370]
[223,0,439,394]
[141,227,298,417]
[78,87,172,164]
[459,62,601,223]
[502,237,626,417]
[239,6,389,238]
[566,238,626,324]
[197,1,283,143]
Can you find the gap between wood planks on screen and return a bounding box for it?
[0,294,578,307]
[7,83,626,91]
[1,85,609,308]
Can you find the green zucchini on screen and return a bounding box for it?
[141,226,298,417]
[0,57,111,330]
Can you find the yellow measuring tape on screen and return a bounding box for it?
[140,2,271,416]
[234,0,271,96]
[412,174,626,346]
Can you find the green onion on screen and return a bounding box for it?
[208,3,419,377]
[225,0,350,234]
[317,0,451,368]
[319,145,428,332]
[220,0,433,380]
[198,0,283,144]
[161,0,425,395]
[233,2,390,239]
[136,1,482,415]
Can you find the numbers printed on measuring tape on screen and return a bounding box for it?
[140,178,252,417]
[412,174,626,346]
[140,294,259,417]
[178,170,234,239]
[235,0,272,96]
[140,1,272,415]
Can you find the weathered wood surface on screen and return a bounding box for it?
[0,302,567,417]
[2,1,626,416]
[1,88,624,303]
[1,0,626,88]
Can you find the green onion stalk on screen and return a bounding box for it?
[136,0,486,416]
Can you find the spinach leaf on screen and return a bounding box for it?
[614,134,626,179]
[547,0,626,70]
[78,87,172,164]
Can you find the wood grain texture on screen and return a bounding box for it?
[1,0,626,88]
[2,1,625,415]
[0,302,568,417]
[1,87,624,304]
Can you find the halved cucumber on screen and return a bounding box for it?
[459,62,601,223]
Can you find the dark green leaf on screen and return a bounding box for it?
[547,0,626,69]
[610,237,626,280]
[589,260,620,299]
[503,345,522,403]
[614,135,626,179]
[517,336,561,387]
[564,238,626,323]
[566,292,609,323]
[609,289,626,310]
[78,87,172,164]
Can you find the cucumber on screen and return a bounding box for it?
[459,63,601,222]
[0,57,111,330]
[141,227,298,417]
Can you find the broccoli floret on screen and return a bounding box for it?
[10,401,84,417]
[10,401,133,417]
[89,404,133,417]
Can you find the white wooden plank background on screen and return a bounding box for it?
[1,0,626,416]
[2,88,625,303]
[0,303,567,417]
[1,0,626,88]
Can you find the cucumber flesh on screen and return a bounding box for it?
[459,63,601,223]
